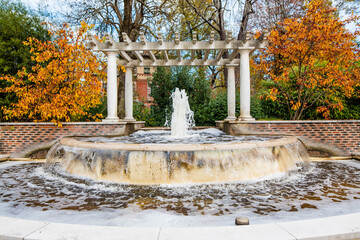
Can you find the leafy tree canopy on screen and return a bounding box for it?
[0,0,49,76]
[0,0,50,120]
[256,0,360,120]
[0,22,106,125]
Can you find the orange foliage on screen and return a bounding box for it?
[0,22,106,125]
[255,0,360,120]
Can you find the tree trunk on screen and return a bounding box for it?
[236,0,256,92]
[237,0,255,41]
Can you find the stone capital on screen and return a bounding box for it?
[239,49,252,54]
[225,64,238,68]
[105,50,118,56]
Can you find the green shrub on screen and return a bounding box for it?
[133,101,156,127]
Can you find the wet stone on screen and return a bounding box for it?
[235,217,249,225]
[0,161,359,226]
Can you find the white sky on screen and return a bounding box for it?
[21,0,68,23]
[21,0,61,11]
[20,0,358,34]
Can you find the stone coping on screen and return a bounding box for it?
[60,136,298,151]
[1,213,359,240]
[216,120,360,124]
[1,120,359,126]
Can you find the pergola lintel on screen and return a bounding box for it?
[116,59,240,67]
[92,40,260,52]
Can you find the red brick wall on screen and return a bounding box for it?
[1,121,359,157]
[220,120,360,155]
[0,122,126,157]
[136,80,148,101]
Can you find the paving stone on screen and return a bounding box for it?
[0,216,49,240]
[158,224,296,240]
[25,222,160,240]
[277,213,360,240]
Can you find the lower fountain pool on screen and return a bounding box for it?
[44,129,310,184]
[0,159,359,227]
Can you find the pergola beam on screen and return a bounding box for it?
[86,34,100,48]
[158,32,164,45]
[140,32,146,45]
[256,31,269,49]
[229,48,241,61]
[147,50,156,62]
[175,32,180,45]
[243,31,251,43]
[119,51,131,62]
[117,59,240,67]
[204,50,210,60]
[93,41,256,52]
[216,49,226,61]
[192,31,197,44]
[105,34,116,46]
[134,51,144,61]
[191,50,195,61]
[163,50,169,62]
[226,31,232,44]
[122,32,131,45]
[209,31,215,44]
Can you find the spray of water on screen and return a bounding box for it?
[170,88,195,137]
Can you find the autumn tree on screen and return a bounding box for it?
[0,0,50,121]
[65,0,167,41]
[256,0,360,120]
[249,0,304,30]
[0,22,106,124]
[63,0,169,118]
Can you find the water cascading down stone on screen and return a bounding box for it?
[45,89,310,184]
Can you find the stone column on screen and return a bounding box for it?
[238,50,255,121]
[103,51,119,122]
[124,66,135,121]
[225,64,237,121]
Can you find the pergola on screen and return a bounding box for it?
[87,30,268,122]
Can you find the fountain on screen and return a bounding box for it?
[44,88,310,184]
[170,88,195,137]
[0,88,359,230]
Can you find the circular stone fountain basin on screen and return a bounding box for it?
[0,160,359,228]
[45,130,310,184]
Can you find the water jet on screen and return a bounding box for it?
[0,89,358,229]
[44,88,310,184]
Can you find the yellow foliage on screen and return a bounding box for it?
[0,22,107,125]
[256,0,360,120]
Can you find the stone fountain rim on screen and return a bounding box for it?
[59,136,299,151]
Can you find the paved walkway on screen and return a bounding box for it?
[1,213,360,239]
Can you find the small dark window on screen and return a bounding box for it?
[144,67,151,74]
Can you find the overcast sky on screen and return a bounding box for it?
[21,0,60,11]
[20,0,358,35]
[21,0,68,23]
